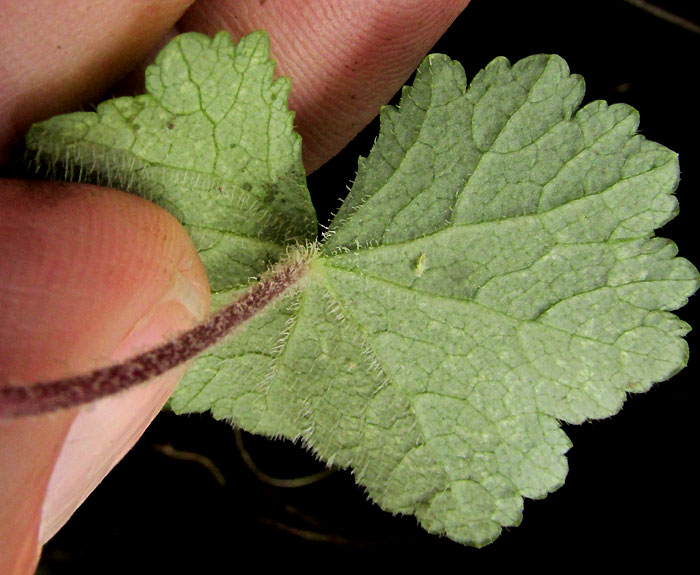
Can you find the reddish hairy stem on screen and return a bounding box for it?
[0,252,310,418]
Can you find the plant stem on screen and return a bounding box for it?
[623,0,700,34]
[0,248,312,418]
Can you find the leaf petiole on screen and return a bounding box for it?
[0,245,315,418]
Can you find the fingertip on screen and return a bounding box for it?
[0,179,209,383]
[0,0,195,164]
[178,0,470,172]
[0,180,209,561]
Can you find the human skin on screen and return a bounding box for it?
[0,1,468,572]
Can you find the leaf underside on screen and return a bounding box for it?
[25,33,699,546]
[26,31,317,294]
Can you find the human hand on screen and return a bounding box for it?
[0,1,468,572]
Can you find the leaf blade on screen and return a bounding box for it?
[315,53,696,543]
[46,38,694,546]
[26,31,317,291]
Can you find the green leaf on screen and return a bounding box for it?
[24,33,697,547]
[25,31,317,292]
[170,52,697,546]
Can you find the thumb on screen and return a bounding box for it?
[0,181,209,573]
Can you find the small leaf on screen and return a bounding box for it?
[25,31,317,292]
[171,52,697,546]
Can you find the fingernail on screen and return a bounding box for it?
[38,270,208,544]
[112,269,209,356]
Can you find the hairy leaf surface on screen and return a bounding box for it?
[25,31,316,292]
[171,51,698,545]
[26,33,698,546]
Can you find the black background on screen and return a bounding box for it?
[38,1,698,571]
